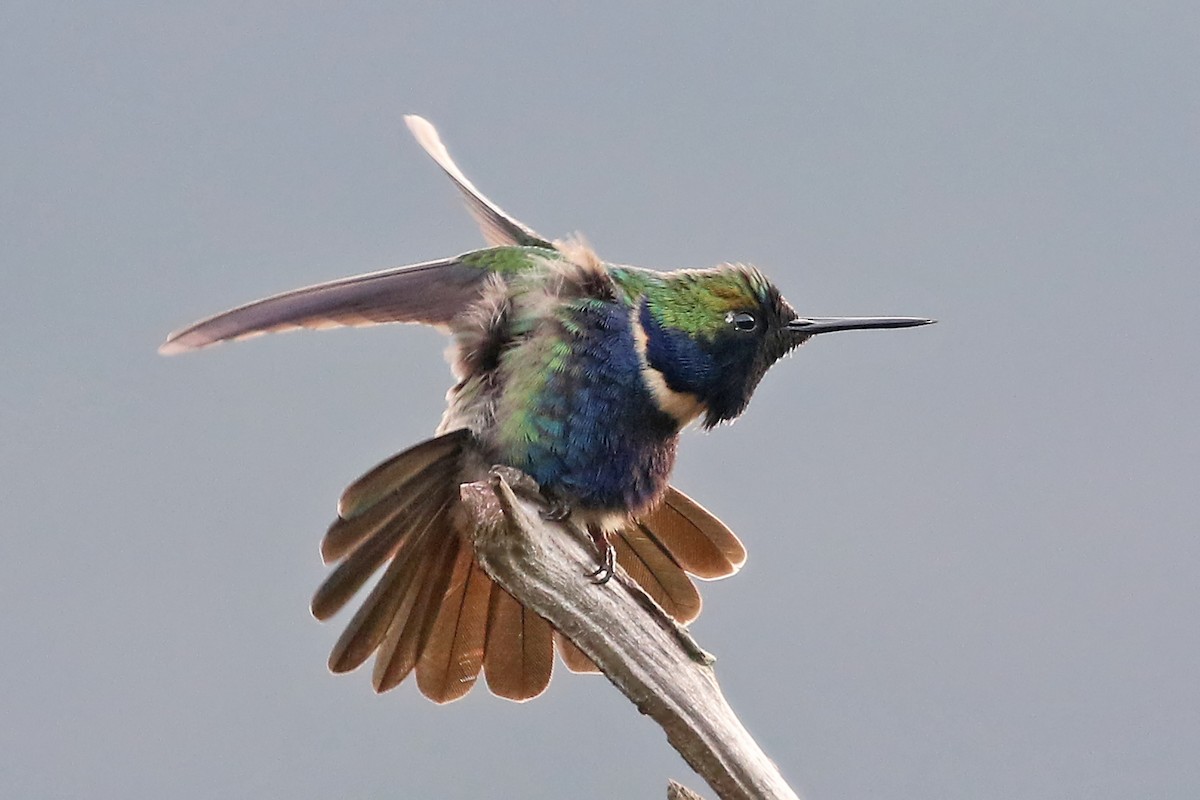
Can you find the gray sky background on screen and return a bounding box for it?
[3,3,1197,798]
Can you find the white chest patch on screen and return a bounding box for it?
[630,311,706,427]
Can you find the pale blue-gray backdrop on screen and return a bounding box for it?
[3,3,1197,798]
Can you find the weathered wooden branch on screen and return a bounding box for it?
[460,469,801,800]
[668,780,710,800]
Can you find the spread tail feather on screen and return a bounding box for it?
[371,531,458,693]
[555,632,601,674]
[640,486,746,578]
[485,586,555,700]
[313,433,746,702]
[612,526,702,623]
[314,431,558,703]
[416,545,493,702]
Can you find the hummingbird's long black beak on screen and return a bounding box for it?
[787,316,936,335]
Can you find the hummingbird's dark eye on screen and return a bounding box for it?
[726,311,759,332]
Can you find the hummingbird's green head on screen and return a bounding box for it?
[637,265,935,428]
[637,265,802,428]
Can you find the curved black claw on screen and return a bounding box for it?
[585,528,616,585]
[587,554,615,584]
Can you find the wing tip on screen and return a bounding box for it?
[404,114,443,156]
[157,335,220,355]
[403,113,432,133]
[158,333,204,355]
[159,321,227,354]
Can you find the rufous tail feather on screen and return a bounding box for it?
[313,433,747,702]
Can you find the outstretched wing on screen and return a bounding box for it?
[159,256,496,354]
[404,115,553,250]
[161,115,561,355]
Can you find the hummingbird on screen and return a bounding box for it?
[160,116,933,704]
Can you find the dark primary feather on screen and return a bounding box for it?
[160,114,559,357]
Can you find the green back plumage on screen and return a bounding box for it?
[460,246,560,275]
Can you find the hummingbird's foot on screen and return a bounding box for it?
[585,526,616,585]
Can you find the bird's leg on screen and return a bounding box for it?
[499,473,612,582]
[584,525,616,585]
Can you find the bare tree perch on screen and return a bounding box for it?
[460,469,801,800]
[668,780,710,800]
